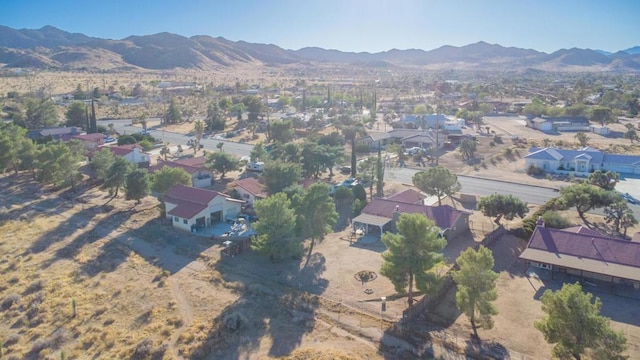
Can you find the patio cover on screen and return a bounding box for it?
[352,213,392,228]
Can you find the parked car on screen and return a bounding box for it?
[103,136,116,143]
[339,165,351,174]
[622,192,639,205]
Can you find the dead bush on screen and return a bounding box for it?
[1,293,21,310]
[24,279,44,294]
[3,333,20,346]
[131,337,154,360]
[223,312,247,332]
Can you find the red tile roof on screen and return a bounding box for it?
[164,185,226,219]
[109,144,139,156]
[235,177,267,198]
[361,198,466,230]
[386,189,424,204]
[527,226,640,268]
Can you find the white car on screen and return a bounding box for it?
[246,162,264,172]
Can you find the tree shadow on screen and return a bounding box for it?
[186,247,328,358]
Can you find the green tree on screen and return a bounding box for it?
[459,138,477,161]
[36,142,82,189]
[412,166,461,206]
[535,282,627,360]
[623,123,638,143]
[166,97,182,124]
[336,114,367,177]
[604,200,637,235]
[117,135,137,145]
[452,246,498,333]
[300,140,343,179]
[380,213,447,307]
[270,119,294,143]
[125,169,151,204]
[0,123,30,174]
[25,98,58,129]
[478,194,529,225]
[151,166,191,195]
[263,160,302,194]
[206,101,225,131]
[589,106,614,126]
[523,98,548,117]
[243,95,264,122]
[588,170,619,190]
[250,141,268,163]
[206,152,240,179]
[92,147,116,183]
[559,183,612,218]
[574,131,590,147]
[65,101,88,129]
[296,182,338,263]
[357,156,376,199]
[159,143,171,161]
[252,193,300,261]
[103,157,134,198]
[620,210,639,238]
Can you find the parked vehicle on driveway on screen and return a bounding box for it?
[246,161,264,172]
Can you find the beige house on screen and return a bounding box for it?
[164,185,243,232]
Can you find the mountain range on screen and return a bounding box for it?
[1,25,639,72]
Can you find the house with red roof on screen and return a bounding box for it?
[72,133,104,152]
[234,177,268,204]
[149,157,213,188]
[108,144,150,166]
[352,189,470,239]
[164,185,243,232]
[520,219,640,288]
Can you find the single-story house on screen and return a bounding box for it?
[108,144,150,167]
[72,133,104,152]
[149,157,213,188]
[520,219,640,289]
[358,129,446,151]
[27,126,83,141]
[524,147,640,176]
[164,184,243,232]
[234,177,268,204]
[352,189,470,239]
[395,114,448,129]
[526,116,589,132]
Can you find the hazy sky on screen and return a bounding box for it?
[1,0,639,53]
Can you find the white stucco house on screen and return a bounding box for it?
[109,144,150,166]
[524,147,640,176]
[164,185,243,232]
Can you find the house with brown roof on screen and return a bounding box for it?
[352,189,470,239]
[234,177,268,204]
[108,144,150,166]
[149,157,213,188]
[519,219,640,288]
[164,185,243,232]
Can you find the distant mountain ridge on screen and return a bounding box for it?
[0,25,639,72]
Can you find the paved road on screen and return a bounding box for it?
[97,119,254,157]
[385,166,640,218]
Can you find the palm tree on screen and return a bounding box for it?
[193,119,205,143]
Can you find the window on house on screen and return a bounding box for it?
[174,217,179,222]
[183,219,188,224]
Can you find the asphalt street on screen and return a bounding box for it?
[97,119,253,157]
[98,119,640,218]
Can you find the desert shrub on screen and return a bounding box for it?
[117,135,137,145]
[131,338,154,360]
[8,276,19,284]
[493,135,503,144]
[503,148,513,157]
[541,211,571,229]
[1,293,21,310]
[152,343,168,360]
[489,141,495,147]
[223,312,247,331]
[24,279,44,294]
[3,333,20,346]
[526,164,545,176]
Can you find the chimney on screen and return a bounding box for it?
[536,216,545,227]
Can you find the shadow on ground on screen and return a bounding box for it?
[186,245,328,359]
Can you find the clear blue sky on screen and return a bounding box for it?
[1,0,639,53]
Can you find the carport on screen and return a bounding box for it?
[352,213,392,236]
